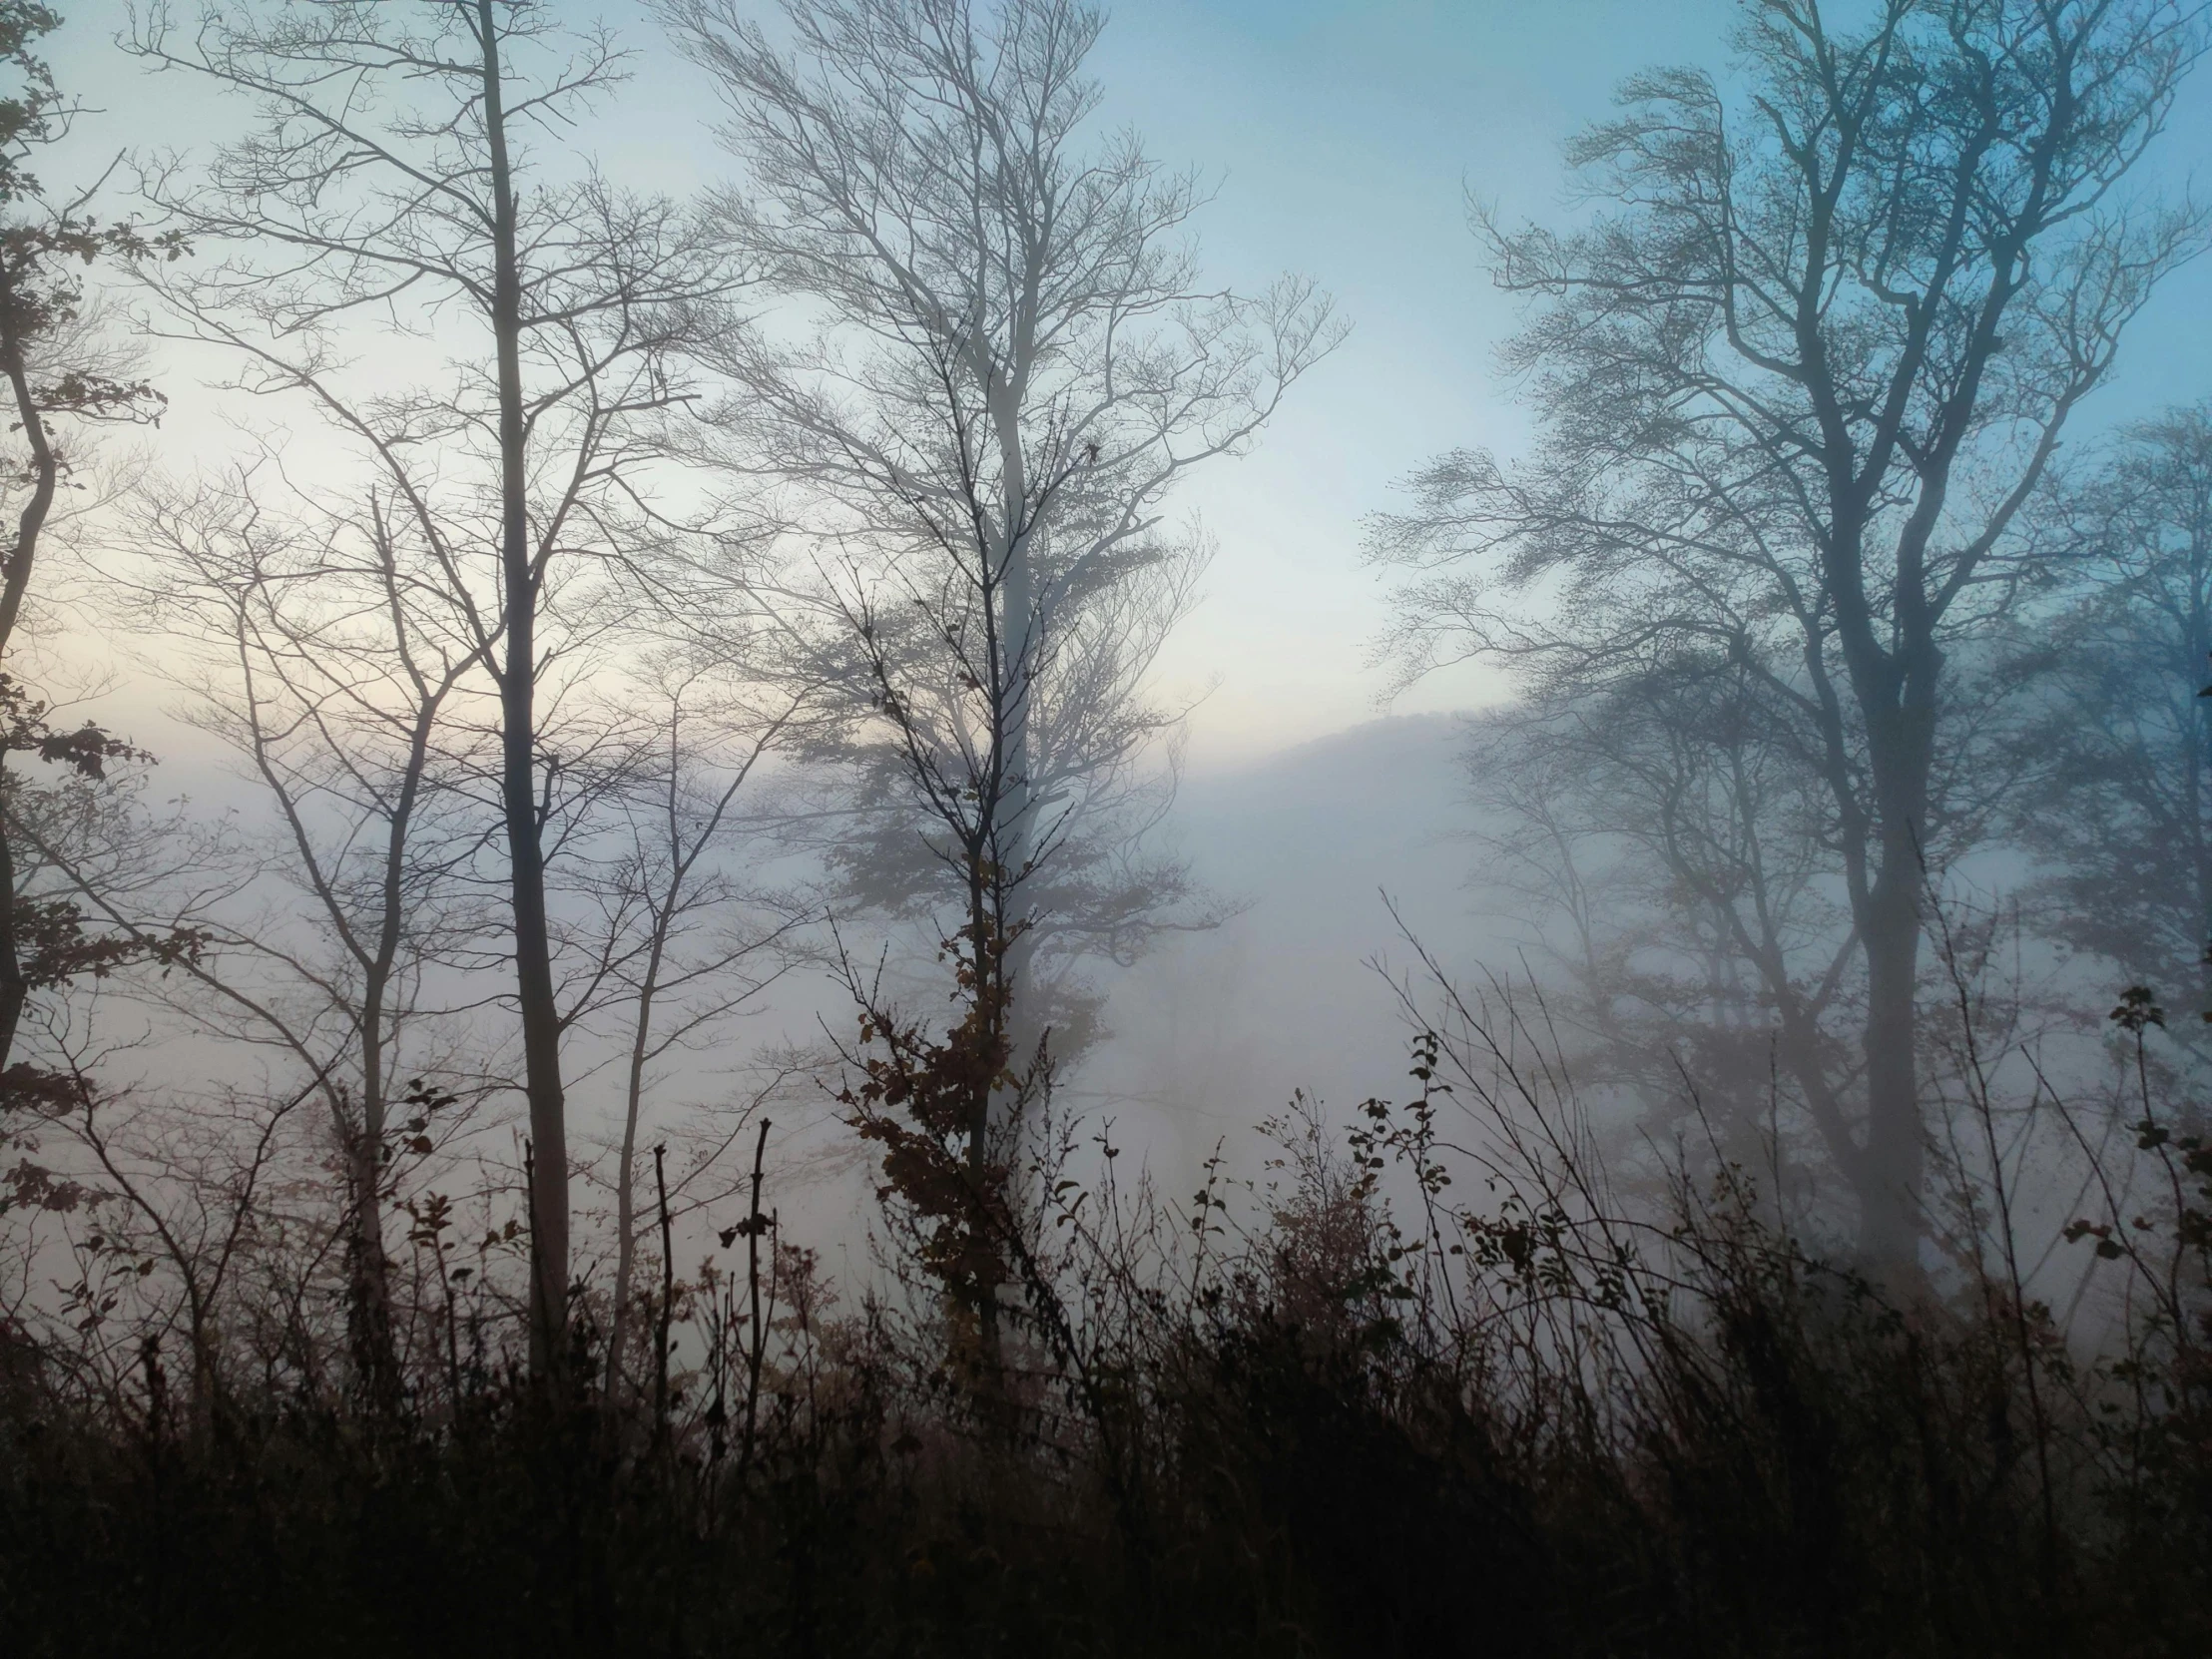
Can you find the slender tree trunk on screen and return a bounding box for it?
[2189,532,2210,1015]
[0,759,24,1073]
[0,264,55,660]
[963,850,1005,1366]
[990,390,1040,1102]
[0,256,59,1072]
[478,0,568,1378]
[652,1141,673,1449]
[997,533,1038,1057]
[608,922,668,1403]
[347,993,401,1416]
[610,1124,640,1402]
[738,1116,769,1476]
[346,687,445,1414]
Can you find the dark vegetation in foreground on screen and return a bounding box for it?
[3,990,2208,1659]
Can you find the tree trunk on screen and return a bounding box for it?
[991,386,1040,1105]
[1856,860,1924,1271]
[0,759,25,1076]
[996,529,1037,1042]
[607,923,667,1403]
[478,0,568,1379]
[346,994,401,1417]
[1848,638,1940,1277]
[0,254,59,1073]
[2190,531,2210,1015]
[344,1151,399,1414]
[346,688,446,1414]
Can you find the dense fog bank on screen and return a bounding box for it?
[1084,715,1474,1168]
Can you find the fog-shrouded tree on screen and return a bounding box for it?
[105,471,807,1415]
[2010,403,2212,1021]
[0,2,177,1077]
[0,2,198,1329]
[116,458,499,1414]
[1449,613,2042,1221]
[1371,0,2207,1271]
[127,0,736,1371]
[1451,655,1861,1194]
[586,652,813,1406]
[665,0,1339,1188]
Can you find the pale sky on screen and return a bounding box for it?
[52,0,2212,768]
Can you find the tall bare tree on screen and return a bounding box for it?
[1371,0,2206,1271]
[666,0,1340,1182]
[129,0,734,1369]
[1452,655,1861,1187]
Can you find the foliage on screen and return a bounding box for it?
[0,969,2207,1657]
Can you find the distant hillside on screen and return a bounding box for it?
[1174,711,1473,926]
[1080,713,1488,1173]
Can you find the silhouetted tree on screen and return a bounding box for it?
[129,0,735,1371]
[0,1,173,1073]
[592,654,810,1404]
[666,0,1339,1162]
[1373,0,2207,1270]
[121,461,497,1414]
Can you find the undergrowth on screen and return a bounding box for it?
[2,981,2208,1658]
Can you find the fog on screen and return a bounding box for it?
[8,5,2212,1647]
[1082,716,1473,1162]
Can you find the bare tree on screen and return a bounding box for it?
[115,457,497,1410]
[1370,0,2207,1271]
[56,1060,314,1436]
[0,2,175,1073]
[665,0,1340,1181]
[1452,660,1860,1191]
[128,0,736,1370]
[590,653,811,1403]
[2009,403,2212,1017]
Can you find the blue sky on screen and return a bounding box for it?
[1092,0,2212,760]
[56,0,2212,765]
